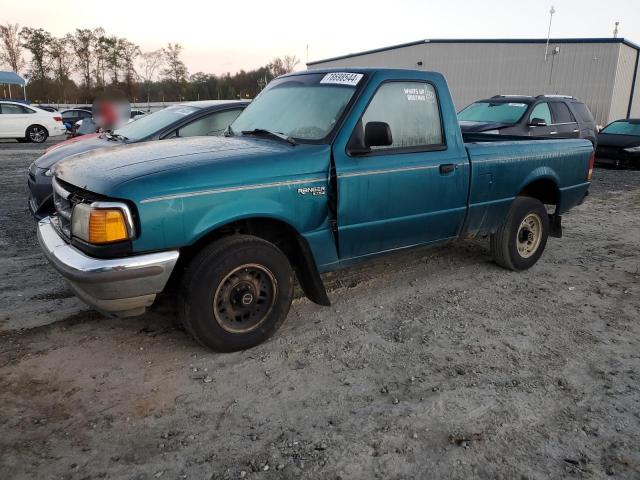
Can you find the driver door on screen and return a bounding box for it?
[332,81,469,260]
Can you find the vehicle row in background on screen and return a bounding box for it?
[0,100,66,143]
[28,100,247,219]
[458,94,597,146]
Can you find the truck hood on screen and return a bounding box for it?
[54,135,331,202]
[35,134,123,170]
[458,120,510,133]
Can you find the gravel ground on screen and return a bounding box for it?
[1,141,639,479]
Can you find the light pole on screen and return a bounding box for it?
[544,6,556,62]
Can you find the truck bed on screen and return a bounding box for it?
[462,135,593,237]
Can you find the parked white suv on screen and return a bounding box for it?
[0,101,66,143]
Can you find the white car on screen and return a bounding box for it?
[0,101,66,143]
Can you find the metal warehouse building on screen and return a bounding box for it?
[307,38,640,125]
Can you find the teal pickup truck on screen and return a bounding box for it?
[38,69,593,351]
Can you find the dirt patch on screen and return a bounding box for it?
[1,146,639,479]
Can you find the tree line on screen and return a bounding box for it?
[0,23,300,104]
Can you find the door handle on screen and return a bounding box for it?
[573,129,580,133]
[549,131,558,135]
[439,163,456,174]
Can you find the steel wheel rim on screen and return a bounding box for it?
[29,127,45,142]
[516,213,543,258]
[212,263,277,334]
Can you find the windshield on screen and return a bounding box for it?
[458,101,529,124]
[230,72,362,142]
[113,105,199,140]
[601,121,640,136]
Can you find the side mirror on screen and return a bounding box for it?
[529,118,547,127]
[364,121,393,148]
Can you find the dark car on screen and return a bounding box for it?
[130,109,147,119]
[28,100,249,219]
[458,95,598,145]
[60,108,93,136]
[595,119,640,168]
[37,105,59,112]
[60,108,93,125]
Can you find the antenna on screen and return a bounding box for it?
[544,6,556,62]
[613,21,619,38]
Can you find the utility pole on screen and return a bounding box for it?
[544,6,556,62]
[613,21,619,38]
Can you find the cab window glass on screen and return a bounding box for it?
[1,104,29,114]
[571,102,595,123]
[361,81,443,150]
[529,103,552,124]
[551,102,575,123]
[179,109,243,137]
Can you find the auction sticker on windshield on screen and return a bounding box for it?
[320,72,363,86]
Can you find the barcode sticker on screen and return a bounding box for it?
[320,72,363,86]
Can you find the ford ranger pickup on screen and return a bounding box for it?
[37,68,593,352]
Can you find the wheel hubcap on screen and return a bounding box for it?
[213,264,277,333]
[516,213,543,258]
[30,128,45,142]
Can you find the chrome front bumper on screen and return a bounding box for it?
[37,217,179,317]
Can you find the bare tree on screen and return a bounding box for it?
[0,23,25,73]
[49,35,74,102]
[162,43,188,99]
[137,49,164,104]
[71,27,103,90]
[20,27,53,81]
[94,32,110,88]
[282,55,300,73]
[119,39,140,89]
[268,55,300,78]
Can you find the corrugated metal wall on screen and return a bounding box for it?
[309,41,630,125]
[629,51,640,118]
[610,44,638,122]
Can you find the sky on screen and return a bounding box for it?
[3,0,640,76]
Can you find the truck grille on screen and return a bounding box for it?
[51,178,104,240]
[52,178,74,239]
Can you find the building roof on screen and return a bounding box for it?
[0,71,26,86]
[307,37,640,66]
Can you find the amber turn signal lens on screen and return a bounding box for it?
[88,209,128,244]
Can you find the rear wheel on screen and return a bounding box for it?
[179,235,294,352]
[491,197,549,271]
[26,125,48,143]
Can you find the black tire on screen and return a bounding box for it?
[490,196,550,271]
[26,124,48,143]
[179,235,294,352]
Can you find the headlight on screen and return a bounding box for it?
[71,202,134,244]
[44,169,54,177]
[624,146,640,153]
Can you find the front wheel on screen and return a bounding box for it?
[179,235,294,352]
[490,197,550,271]
[26,125,48,143]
